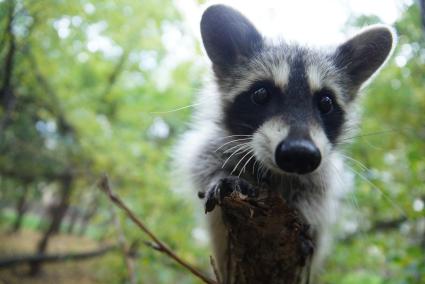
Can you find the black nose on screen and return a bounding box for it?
[275,139,321,174]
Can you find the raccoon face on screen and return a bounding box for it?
[201,5,395,175]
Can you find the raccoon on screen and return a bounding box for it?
[175,4,396,282]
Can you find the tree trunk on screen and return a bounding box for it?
[30,174,73,275]
[77,202,98,236]
[66,208,79,234]
[11,184,30,233]
[219,191,314,284]
[0,0,17,134]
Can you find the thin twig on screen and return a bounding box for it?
[210,256,222,284]
[98,175,217,284]
[143,241,162,252]
[110,202,137,284]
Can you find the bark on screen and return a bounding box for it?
[219,191,314,284]
[11,184,31,232]
[66,208,79,234]
[47,175,73,235]
[77,197,99,236]
[99,175,313,284]
[0,0,17,135]
[0,245,116,269]
[78,193,99,236]
[30,173,73,275]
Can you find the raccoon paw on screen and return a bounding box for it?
[205,176,259,213]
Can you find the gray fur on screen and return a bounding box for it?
[174,4,396,282]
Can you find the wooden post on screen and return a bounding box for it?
[219,191,314,284]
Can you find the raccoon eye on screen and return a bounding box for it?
[251,87,269,105]
[318,95,333,114]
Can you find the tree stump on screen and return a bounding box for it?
[220,191,314,284]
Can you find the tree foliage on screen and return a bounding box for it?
[323,3,425,284]
[0,0,423,283]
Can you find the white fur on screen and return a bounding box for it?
[252,117,289,172]
[270,60,290,89]
[310,125,332,162]
[303,55,348,108]
[306,64,323,91]
[174,17,396,282]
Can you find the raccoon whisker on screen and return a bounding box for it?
[316,166,326,192]
[230,149,254,176]
[219,134,253,139]
[232,123,256,131]
[215,138,252,152]
[230,148,253,176]
[333,140,349,146]
[346,164,407,218]
[255,161,263,184]
[148,102,206,114]
[327,161,358,209]
[253,159,269,184]
[327,161,365,235]
[221,144,251,169]
[175,6,398,279]
[222,142,251,154]
[339,128,400,142]
[257,162,269,183]
[340,153,369,172]
[238,152,256,177]
[257,164,263,183]
[222,143,250,156]
[223,145,248,156]
[218,135,253,143]
[252,158,260,176]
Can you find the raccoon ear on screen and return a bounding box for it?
[334,25,396,88]
[200,5,263,67]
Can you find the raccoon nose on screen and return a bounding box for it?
[275,139,321,174]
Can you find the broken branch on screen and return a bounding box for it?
[98,175,217,284]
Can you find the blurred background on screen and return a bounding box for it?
[0,0,424,283]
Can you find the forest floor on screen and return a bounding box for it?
[0,230,116,284]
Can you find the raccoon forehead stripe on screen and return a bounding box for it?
[223,59,290,101]
[306,65,324,91]
[305,63,348,107]
[248,56,290,90]
[269,60,290,89]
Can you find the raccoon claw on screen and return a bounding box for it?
[205,191,217,213]
[204,176,259,213]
